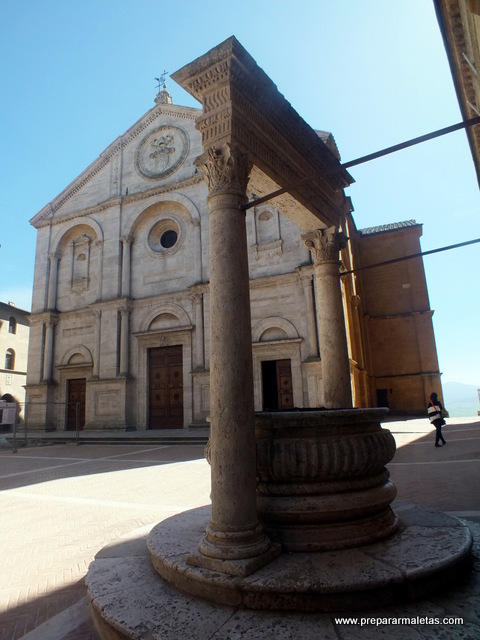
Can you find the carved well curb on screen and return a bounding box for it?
[255,409,399,551]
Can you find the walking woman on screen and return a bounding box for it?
[427,392,447,447]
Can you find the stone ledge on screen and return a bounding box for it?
[146,504,472,612]
[86,508,478,640]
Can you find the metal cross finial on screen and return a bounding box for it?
[155,71,169,92]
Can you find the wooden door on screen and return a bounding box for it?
[261,359,293,410]
[148,345,183,429]
[66,378,86,431]
[276,359,294,409]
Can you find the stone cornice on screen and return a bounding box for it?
[31,104,201,227]
[32,174,204,229]
[249,269,307,289]
[172,37,354,230]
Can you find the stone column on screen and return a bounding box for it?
[191,143,277,575]
[47,253,60,311]
[121,237,132,298]
[43,317,58,382]
[119,308,130,377]
[303,227,352,408]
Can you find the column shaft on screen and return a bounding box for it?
[193,144,275,571]
[304,227,352,409]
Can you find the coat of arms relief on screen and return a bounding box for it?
[135,125,189,180]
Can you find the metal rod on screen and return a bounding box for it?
[340,237,480,277]
[242,115,480,211]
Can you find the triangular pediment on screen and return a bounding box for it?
[30,102,202,227]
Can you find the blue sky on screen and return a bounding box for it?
[1,0,479,387]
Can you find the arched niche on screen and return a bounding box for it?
[252,317,299,343]
[51,217,104,254]
[52,221,103,308]
[61,345,93,367]
[123,194,201,242]
[139,303,192,334]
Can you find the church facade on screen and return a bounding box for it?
[25,87,442,431]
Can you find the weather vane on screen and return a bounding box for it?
[155,71,169,92]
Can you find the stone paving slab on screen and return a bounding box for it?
[0,419,478,639]
[0,443,210,640]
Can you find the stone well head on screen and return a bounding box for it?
[255,408,398,551]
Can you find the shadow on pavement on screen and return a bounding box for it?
[0,443,207,492]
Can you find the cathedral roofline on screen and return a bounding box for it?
[30,102,201,226]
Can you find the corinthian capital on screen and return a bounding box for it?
[302,226,348,264]
[196,143,251,195]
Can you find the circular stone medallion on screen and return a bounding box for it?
[135,125,189,180]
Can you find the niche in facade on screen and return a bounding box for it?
[70,234,92,293]
[252,205,283,260]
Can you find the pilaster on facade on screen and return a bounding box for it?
[120,236,133,298]
[42,313,59,383]
[118,305,131,378]
[47,252,61,311]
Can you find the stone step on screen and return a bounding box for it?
[4,429,209,448]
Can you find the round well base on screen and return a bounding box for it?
[87,503,473,640]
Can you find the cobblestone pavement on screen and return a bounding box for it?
[0,417,479,639]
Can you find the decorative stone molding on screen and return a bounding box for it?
[135,125,190,181]
[302,226,348,263]
[251,317,299,343]
[60,345,94,367]
[172,36,353,228]
[138,302,192,333]
[50,217,103,254]
[196,143,251,196]
[34,173,205,229]
[32,107,200,224]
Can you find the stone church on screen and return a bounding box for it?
[25,82,442,431]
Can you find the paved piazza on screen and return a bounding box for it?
[0,417,479,639]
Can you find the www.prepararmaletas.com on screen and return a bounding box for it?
[334,616,464,626]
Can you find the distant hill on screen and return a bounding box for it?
[442,382,480,418]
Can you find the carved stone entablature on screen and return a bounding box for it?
[196,143,251,196]
[435,0,480,186]
[302,226,348,264]
[33,174,204,229]
[172,36,354,230]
